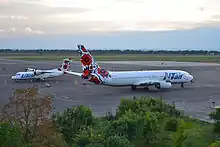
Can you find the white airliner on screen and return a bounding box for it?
[66,45,194,90]
[11,58,72,81]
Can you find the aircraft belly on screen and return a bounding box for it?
[104,77,136,86]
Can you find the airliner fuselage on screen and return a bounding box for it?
[103,70,193,86]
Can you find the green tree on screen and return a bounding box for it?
[209,141,220,147]
[104,135,134,147]
[171,119,187,147]
[86,143,104,147]
[170,119,201,147]
[53,105,93,146]
[116,97,181,118]
[74,127,105,147]
[0,122,31,147]
[0,86,53,143]
[164,117,179,132]
[105,109,162,146]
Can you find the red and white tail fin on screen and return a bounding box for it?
[57,58,72,72]
[77,45,98,68]
[77,45,99,77]
[77,45,110,84]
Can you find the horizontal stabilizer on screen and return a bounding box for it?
[65,71,82,77]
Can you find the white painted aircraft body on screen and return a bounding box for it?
[11,58,72,81]
[104,70,193,87]
[66,45,194,90]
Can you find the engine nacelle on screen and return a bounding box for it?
[25,68,35,72]
[155,81,172,89]
[35,70,42,75]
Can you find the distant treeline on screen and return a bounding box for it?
[0,49,220,55]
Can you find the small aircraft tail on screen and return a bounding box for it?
[76,45,110,83]
[57,58,72,72]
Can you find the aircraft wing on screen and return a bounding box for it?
[65,70,82,77]
[38,71,54,74]
[133,79,161,86]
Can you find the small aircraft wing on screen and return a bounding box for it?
[65,70,82,77]
[38,71,54,74]
[34,70,54,75]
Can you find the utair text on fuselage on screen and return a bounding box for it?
[66,45,194,90]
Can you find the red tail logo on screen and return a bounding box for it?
[77,44,111,84]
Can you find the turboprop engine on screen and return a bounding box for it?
[32,69,43,75]
[25,68,35,72]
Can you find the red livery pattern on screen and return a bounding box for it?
[81,54,92,66]
[88,75,101,84]
[98,67,109,78]
[81,46,87,52]
[82,69,90,79]
[77,45,110,84]
[57,58,72,72]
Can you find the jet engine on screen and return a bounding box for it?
[155,81,172,89]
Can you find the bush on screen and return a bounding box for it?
[171,119,189,147]
[209,108,220,134]
[0,90,215,147]
[116,97,181,118]
[104,135,134,147]
[86,143,104,147]
[53,105,93,146]
[164,117,179,132]
[209,140,220,147]
[105,109,162,145]
[0,122,31,147]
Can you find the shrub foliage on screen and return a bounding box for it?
[0,87,218,147]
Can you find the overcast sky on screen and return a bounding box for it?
[0,0,219,49]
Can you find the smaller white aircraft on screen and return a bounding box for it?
[11,58,72,81]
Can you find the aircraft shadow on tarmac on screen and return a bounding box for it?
[126,87,185,93]
[10,79,61,84]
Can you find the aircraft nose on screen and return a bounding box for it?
[188,75,193,82]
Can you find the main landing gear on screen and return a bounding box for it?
[131,85,149,90]
[181,83,184,88]
[131,85,137,90]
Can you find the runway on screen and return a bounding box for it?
[1,58,220,122]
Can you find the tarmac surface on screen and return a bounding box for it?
[1,58,220,122]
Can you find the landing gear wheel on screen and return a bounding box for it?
[131,85,137,90]
[181,83,184,88]
[144,86,149,90]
